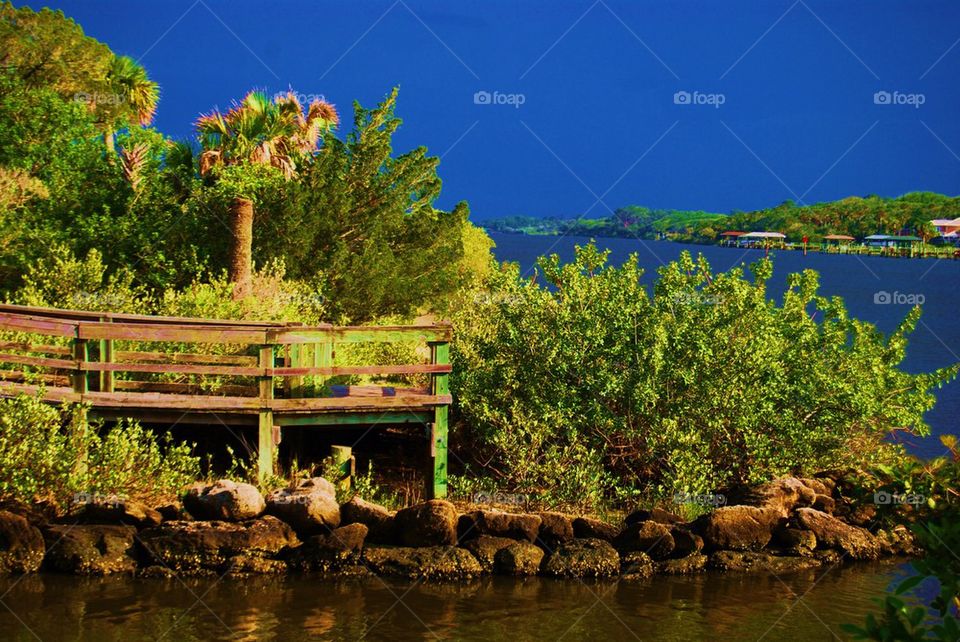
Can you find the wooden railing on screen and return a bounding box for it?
[0,304,452,498]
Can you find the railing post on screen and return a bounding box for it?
[98,316,114,393]
[258,344,276,480]
[331,444,354,492]
[72,337,89,395]
[72,334,89,477]
[427,340,449,499]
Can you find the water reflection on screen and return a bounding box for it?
[0,561,906,641]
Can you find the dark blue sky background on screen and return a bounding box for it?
[23,0,960,219]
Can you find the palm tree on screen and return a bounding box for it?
[196,90,338,298]
[98,55,159,155]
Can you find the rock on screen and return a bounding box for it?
[394,500,458,547]
[844,504,877,528]
[877,525,918,556]
[572,517,619,542]
[693,506,781,551]
[658,554,707,575]
[543,538,620,578]
[669,527,704,558]
[709,551,822,573]
[156,503,190,522]
[0,510,45,573]
[183,480,265,521]
[494,541,544,576]
[265,479,340,536]
[340,496,396,544]
[738,477,816,516]
[536,512,574,549]
[363,546,483,580]
[0,499,53,529]
[812,495,836,514]
[42,524,138,575]
[66,496,162,529]
[224,555,288,576]
[286,523,368,571]
[774,527,817,555]
[794,508,881,560]
[799,478,830,496]
[620,551,655,579]
[138,565,176,579]
[139,516,299,572]
[625,508,683,526]
[613,521,675,560]
[460,536,515,572]
[458,510,541,542]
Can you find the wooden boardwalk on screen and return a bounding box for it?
[0,304,452,498]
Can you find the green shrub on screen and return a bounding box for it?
[450,243,958,507]
[0,391,200,509]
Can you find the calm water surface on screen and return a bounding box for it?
[490,232,960,458]
[0,561,910,641]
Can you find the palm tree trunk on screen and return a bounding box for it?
[228,196,254,299]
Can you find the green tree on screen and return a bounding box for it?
[196,90,338,298]
[98,55,159,155]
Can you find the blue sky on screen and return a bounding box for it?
[24,0,960,219]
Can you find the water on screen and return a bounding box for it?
[489,232,960,459]
[0,561,912,641]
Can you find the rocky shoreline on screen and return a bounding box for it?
[0,475,917,581]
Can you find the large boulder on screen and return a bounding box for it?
[625,508,682,527]
[669,526,704,558]
[773,526,817,556]
[139,516,299,572]
[287,523,368,571]
[340,496,396,544]
[734,477,816,517]
[620,551,655,579]
[0,510,45,573]
[183,480,265,521]
[458,510,541,542]
[693,506,781,551]
[709,551,822,574]
[265,478,340,536]
[543,538,620,578]
[42,525,138,575]
[536,512,574,549]
[794,508,881,560]
[494,541,544,576]
[572,517,619,542]
[394,500,458,547]
[66,496,162,530]
[363,546,483,580]
[613,521,674,560]
[460,535,515,572]
[658,554,708,575]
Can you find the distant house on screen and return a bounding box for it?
[931,218,960,236]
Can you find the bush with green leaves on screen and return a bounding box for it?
[0,392,200,509]
[450,243,958,508]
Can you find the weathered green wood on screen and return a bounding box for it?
[331,445,354,492]
[72,338,89,394]
[428,341,450,499]
[98,316,114,393]
[267,325,452,345]
[258,345,275,479]
[288,343,302,397]
[275,411,432,426]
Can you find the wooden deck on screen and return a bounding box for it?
[0,304,452,498]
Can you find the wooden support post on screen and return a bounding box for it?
[257,345,275,480]
[427,340,449,499]
[331,445,354,492]
[288,343,302,397]
[98,316,114,393]
[72,337,89,476]
[72,338,89,395]
[316,340,332,395]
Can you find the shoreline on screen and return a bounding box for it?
[0,475,920,583]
